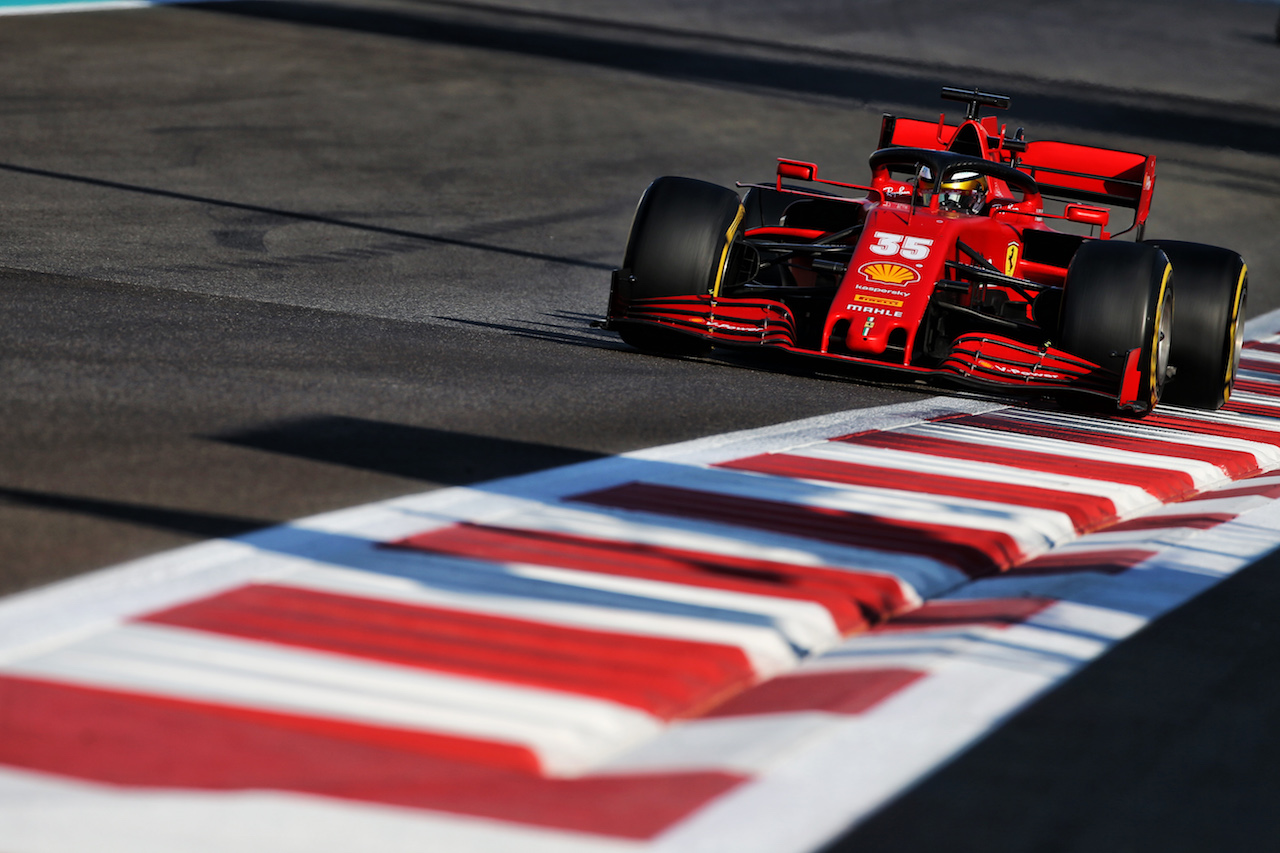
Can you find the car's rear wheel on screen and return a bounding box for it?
[616,176,743,355]
[1059,241,1173,413]
[1144,240,1247,410]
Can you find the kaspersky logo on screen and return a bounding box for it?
[859,262,920,286]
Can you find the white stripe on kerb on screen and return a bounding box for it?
[900,423,1229,488]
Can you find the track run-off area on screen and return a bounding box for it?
[6,311,1280,852]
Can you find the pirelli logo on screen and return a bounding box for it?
[852,293,904,308]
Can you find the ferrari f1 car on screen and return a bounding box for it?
[604,87,1248,414]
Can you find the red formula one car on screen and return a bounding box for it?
[605,87,1248,414]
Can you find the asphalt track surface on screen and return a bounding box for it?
[1,0,1279,849]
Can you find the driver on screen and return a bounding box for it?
[916,167,988,214]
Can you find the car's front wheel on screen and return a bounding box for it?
[1059,240,1173,413]
[614,176,743,355]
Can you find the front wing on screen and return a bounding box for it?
[608,294,1131,403]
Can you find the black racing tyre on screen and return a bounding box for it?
[618,176,743,354]
[1145,240,1247,410]
[1059,240,1173,413]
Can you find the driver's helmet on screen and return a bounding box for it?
[937,170,987,213]
[916,167,987,213]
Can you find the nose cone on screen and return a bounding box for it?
[845,311,899,355]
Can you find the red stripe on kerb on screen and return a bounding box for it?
[392,524,912,633]
[943,413,1259,479]
[1244,342,1280,354]
[1140,413,1280,451]
[1191,481,1280,501]
[702,668,923,718]
[870,597,1055,633]
[837,431,1197,502]
[1239,357,1280,376]
[0,675,742,839]
[1009,549,1155,576]
[1105,513,1235,532]
[1230,378,1280,398]
[141,584,753,719]
[1225,398,1280,418]
[0,675,541,772]
[570,482,1024,578]
[720,453,1117,534]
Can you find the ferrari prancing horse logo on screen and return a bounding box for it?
[1005,243,1020,276]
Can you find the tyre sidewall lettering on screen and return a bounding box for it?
[1222,266,1248,405]
[1148,262,1173,410]
[712,204,746,298]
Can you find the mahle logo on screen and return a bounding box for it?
[859,262,920,286]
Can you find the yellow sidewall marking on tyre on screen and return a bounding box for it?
[1149,263,1172,409]
[712,204,745,298]
[1223,264,1248,405]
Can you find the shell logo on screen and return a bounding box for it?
[859,262,920,286]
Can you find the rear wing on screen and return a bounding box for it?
[1017,140,1156,234]
[878,115,990,150]
[877,113,1157,236]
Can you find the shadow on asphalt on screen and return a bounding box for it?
[435,312,628,351]
[0,488,268,539]
[211,415,605,484]
[0,420,605,565]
